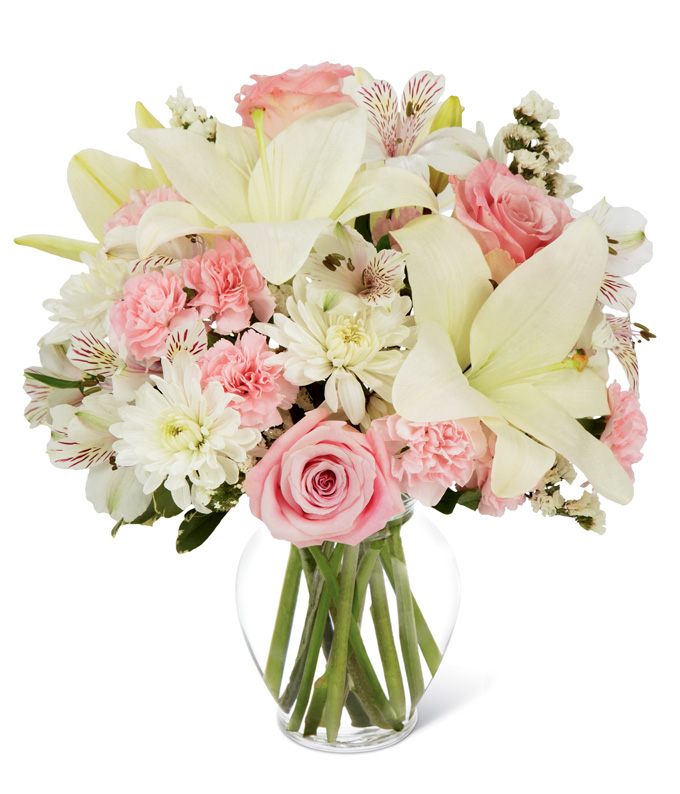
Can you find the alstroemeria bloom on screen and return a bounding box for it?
[130,105,437,284]
[391,214,633,504]
[356,71,489,181]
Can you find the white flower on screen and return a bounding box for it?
[297,225,406,307]
[518,91,559,123]
[24,344,84,427]
[356,71,490,180]
[541,125,573,165]
[48,391,151,522]
[563,491,607,534]
[111,353,260,510]
[551,173,581,199]
[513,149,549,174]
[42,249,130,344]
[256,291,412,424]
[167,87,216,142]
[531,488,565,517]
[585,198,653,311]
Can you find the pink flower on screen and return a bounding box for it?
[244,405,403,547]
[371,207,422,245]
[235,63,355,138]
[109,269,196,363]
[199,331,298,431]
[464,433,526,517]
[368,415,478,507]
[600,382,647,480]
[181,238,275,334]
[452,160,572,265]
[104,187,184,232]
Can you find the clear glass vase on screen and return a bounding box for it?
[235,497,461,753]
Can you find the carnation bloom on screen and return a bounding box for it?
[109,269,196,363]
[104,187,185,232]
[181,237,275,334]
[452,159,572,265]
[368,415,478,506]
[244,405,402,547]
[600,382,647,480]
[111,353,260,510]
[235,63,354,138]
[465,436,526,517]
[199,330,297,431]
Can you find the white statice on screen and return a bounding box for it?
[42,249,130,344]
[298,225,406,307]
[167,87,216,142]
[564,491,607,534]
[531,488,566,517]
[542,124,574,165]
[111,353,260,510]
[24,344,84,427]
[256,291,413,424]
[48,391,151,522]
[517,90,559,123]
[355,70,490,181]
[585,198,653,312]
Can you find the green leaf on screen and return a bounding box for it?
[24,370,82,390]
[577,416,608,439]
[111,518,123,538]
[375,233,391,252]
[353,214,372,243]
[176,510,226,554]
[152,485,182,518]
[432,487,482,515]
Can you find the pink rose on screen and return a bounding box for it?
[104,187,185,233]
[368,415,478,507]
[452,160,572,265]
[600,382,647,480]
[181,237,275,334]
[235,63,355,138]
[244,405,403,547]
[109,269,196,363]
[199,330,298,431]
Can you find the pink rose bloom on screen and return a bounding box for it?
[104,187,184,232]
[235,63,355,138]
[181,238,275,334]
[371,207,422,245]
[199,331,298,431]
[109,269,196,363]
[244,405,403,547]
[600,382,647,480]
[452,160,572,264]
[368,415,477,507]
[464,434,526,517]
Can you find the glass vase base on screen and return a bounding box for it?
[277,709,418,754]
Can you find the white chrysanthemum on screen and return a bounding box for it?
[48,391,151,522]
[256,292,412,424]
[111,353,260,509]
[42,249,130,344]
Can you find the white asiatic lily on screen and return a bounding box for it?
[586,198,653,312]
[355,71,489,181]
[130,104,437,285]
[391,214,633,504]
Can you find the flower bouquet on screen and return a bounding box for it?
[18,64,652,752]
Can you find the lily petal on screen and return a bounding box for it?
[135,201,221,257]
[491,382,633,504]
[484,416,555,497]
[67,149,158,240]
[529,367,610,418]
[392,321,496,422]
[134,101,170,185]
[469,217,608,391]
[14,234,98,262]
[392,214,492,369]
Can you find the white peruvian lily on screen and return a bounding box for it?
[391,214,633,504]
[355,71,489,181]
[130,104,437,284]
[586,198,653,312]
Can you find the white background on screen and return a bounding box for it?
[1,2,678,792]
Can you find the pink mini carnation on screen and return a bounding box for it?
[199,330,298,431]
[235,63,354,138]
[371,207,422,245]
[181,237,275,334]
[452,160,572,265]
[104,187,185,232]
[109,269,196,363]
[368,415,477,507]
[600,382,647,480]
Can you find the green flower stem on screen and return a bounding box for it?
[303,674,328,736]
[324,544,360,743]
[263,545,302,699]
[388,528,424,715]
[380,546,442,676]
[353,546,380,622]
[369,561,406,722]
